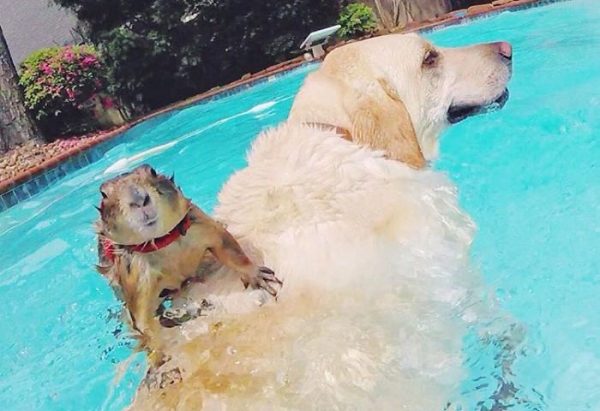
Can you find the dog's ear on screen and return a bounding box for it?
[348,78,425,169]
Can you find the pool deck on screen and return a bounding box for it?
[0,0,566,211]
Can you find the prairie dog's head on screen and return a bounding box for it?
[97,164,189,245]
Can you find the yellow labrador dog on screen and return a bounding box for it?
[127,34,514,411]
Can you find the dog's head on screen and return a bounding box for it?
[374,34,512,128]
[290,33,512,168]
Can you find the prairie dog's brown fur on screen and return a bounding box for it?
[95,164,280,363]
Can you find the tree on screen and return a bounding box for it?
[0,24,40,153]
[52,0,341,113]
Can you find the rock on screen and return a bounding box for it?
[0,132,102,184]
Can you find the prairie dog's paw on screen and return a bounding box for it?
[241,266,283,297]
[158,298,215,328]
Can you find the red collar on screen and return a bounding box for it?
[101,214,192,263]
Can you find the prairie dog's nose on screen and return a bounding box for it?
[490,41,512,60]
[129,186,151,208]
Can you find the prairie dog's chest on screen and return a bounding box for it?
[141,239,193,280]
[142,224,215,283]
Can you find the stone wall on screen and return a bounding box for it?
[364,0,488,29]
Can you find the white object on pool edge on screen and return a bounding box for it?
[300,25,340,59]
[300,25,340,49]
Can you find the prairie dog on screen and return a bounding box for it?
[95,164,281,362]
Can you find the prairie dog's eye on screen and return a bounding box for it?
[101,191,108,199]
[150,167,157,177]
[156,178,178,197]
[422,49,439,68]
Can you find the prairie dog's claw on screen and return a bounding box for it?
[259,266,275,275]
[259,266,282,285]
[242,266,283,297]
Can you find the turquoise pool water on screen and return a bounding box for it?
[0,0,598,409]
[429,1,599,409]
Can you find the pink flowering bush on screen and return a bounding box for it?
[19,45,111,137]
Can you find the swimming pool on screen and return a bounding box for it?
[0,0,598,409]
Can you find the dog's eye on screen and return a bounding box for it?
[422,49,439,68]
[149,167,157,177]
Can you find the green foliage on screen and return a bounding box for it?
[338,2,377,39]
[19,45,108,136]
[52,0,341,113]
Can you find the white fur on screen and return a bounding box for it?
[206,125,484,410]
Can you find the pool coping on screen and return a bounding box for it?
[0,0,569,212]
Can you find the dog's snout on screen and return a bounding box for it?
[491,41,512,60]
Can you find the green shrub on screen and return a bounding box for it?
[338,3,377,39]
[19,45,109,137]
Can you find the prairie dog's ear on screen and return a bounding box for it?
[347,78,425,169]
